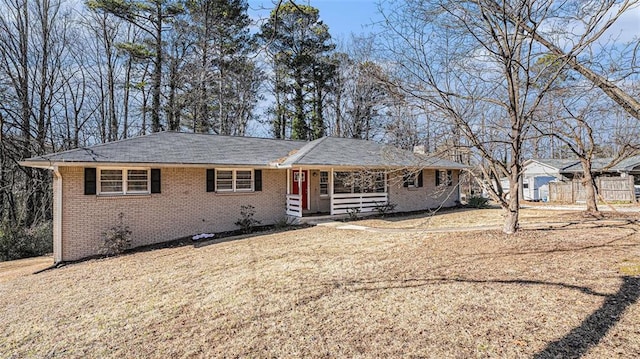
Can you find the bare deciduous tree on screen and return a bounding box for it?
[379,0,638,233]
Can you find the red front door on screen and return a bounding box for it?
[292,170,308,210]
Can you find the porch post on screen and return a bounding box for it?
[286,169,290,195]
[330,168,334,215]
[298,167,303,211]
[384,171,388,193]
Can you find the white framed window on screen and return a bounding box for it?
[216,169,254,192]
[216,170,234,191]
[293,171,305,182]
[99,168,150,195]
[320,171,329,196]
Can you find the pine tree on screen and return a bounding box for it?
[259,2,335,140]
[182,0,259,135]
[87,0,184,133]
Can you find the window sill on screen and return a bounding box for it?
[213,191,257,196]
[96,193,152,199]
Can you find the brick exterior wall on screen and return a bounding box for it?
[57,166,460,261]
[59,167,286,261]
[388,169,460,212]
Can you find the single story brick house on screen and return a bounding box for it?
[20,131,466,263]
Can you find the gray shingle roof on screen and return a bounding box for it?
[22,131,304,167]
[280,137,468,169]
[21,131,467,170]
[562,155,640,173]
[608,155,640,172]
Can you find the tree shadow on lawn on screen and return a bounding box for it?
[341,275,640,358]
[533,276,640,358]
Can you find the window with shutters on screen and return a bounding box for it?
[436,169,453,187]
[98,168,150,195]
[403,171,419,188]
[215,169,254,192]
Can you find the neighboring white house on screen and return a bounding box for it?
[502,157,640,202]
[521,159,577,201]
[497,159,577,201]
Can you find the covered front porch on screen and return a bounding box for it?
[284,167,389,218]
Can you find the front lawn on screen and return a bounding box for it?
[1,209,639,358]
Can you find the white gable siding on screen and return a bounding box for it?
[523,161,561,179]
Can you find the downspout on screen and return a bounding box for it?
[458,170,461,204]
[53,166,63,263]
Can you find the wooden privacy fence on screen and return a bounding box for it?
[548,176,636,203]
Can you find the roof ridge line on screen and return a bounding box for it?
[184,131,307,143]
[283,137,328,165]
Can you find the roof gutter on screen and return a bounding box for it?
[20,160,280,169]
[18,160,55,170]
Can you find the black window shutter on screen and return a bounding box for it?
[151,169,161,193]
[403,172,409,187]
[254,169,262,191]
[447,170,452,186]
[435,170,441,186]
[84,168,96,195]
[206,169,215,192]
[418,170,424,187]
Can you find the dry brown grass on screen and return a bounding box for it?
[358,208,604,229]
[1,208,640,358]
[0,256,53,284]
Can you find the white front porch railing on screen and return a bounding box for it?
[286,194,303,217]
[331,192,388,215]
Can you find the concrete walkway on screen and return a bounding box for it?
[317,215,639,234]
[521,204,640,212]
[314,205,640,233]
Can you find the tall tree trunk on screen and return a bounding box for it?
[166,50,179,131]
[123,57,132,138]
[273,67,285,138]
[198,43,208,133]
[334,83,342,137]
[18,0,30,161]
[292,68,306,140]
[104,17,117,141]
[151,3,162,132]
[580,158,599,213]
[141,86,148,135]
[504,164,521,234]
[217,31,226,135]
